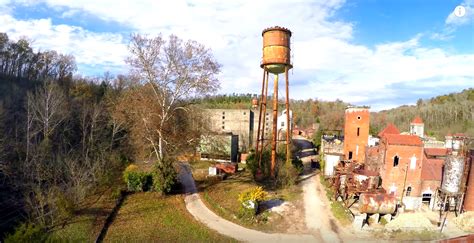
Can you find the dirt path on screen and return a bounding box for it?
[178,163,317,242]
[301,172,343,243]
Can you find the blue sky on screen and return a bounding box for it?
[0,0,473,110]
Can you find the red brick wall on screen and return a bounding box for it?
[343,108,369,162]
[464,155,474,211]
[381,143,424,197]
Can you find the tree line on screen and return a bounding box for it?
[0,32,220,239]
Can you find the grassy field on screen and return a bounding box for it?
[103,192,235,242]
[48,187,120,242]
[319,174,353,226]
[199,170,303,232]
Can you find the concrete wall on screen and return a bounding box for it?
[324,154,342,176]
[205,109,252,152]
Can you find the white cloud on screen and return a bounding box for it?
[1,0,474,110]
[0,14,128,70]
[446,0,474,26]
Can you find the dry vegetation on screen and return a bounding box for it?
[197,170,303,232]
[103,192,234,242]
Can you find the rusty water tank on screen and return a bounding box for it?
[464,150,474,211]
[441,155,465,193]
[261,26,292,74]
[359,193,397,214]
[252,97,258,108]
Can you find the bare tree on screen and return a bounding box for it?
[126,34,220,161]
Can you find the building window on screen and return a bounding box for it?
[410,156,416,170]
[222,126,225,129]
[406,186,412,196]
[348,151,353,160]
[422,193,432,203]
[222,121,225,125]
[357,127,360,136]
[222,116,225,119]
[357,116,361,120]
[393,155,399,167]
[222,112,225,115]
[243,112,246,115]
[281,121,285,127]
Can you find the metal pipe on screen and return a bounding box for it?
[285,66,291,164]
[400,163,409,206]
[271,73,279,178]
[256,69,266,164]
[258,71,270,168]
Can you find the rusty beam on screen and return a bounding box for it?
[271,73,279,178]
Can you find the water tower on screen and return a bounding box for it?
[255,26,292,178]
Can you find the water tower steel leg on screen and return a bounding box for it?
[285,66,291,164]
[256,69,266,163]
[271,73,279,178]
[258,71,270,168]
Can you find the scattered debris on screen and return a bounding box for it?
[352,213,367,230]
[453,212,474,232]
[385,213,436,231]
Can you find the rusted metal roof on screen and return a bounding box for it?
[411,116,423,124]
[261,26,292,36]
[384,134,423,146]
[421,154,443,181]
[378,123,400,137]
[425,148,448,157]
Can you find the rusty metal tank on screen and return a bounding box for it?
[359,193,397,214]
[464,150,474,211]
[252,97,258,108]
[261,26,292,74]
[441,155,465,193]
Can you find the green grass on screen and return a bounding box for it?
[48,188,119,242]
[319,174,353,226]
[103,192,235,242]
[200,170,302,232]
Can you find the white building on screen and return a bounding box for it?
[410,116,424,138]
[277,109,293,132]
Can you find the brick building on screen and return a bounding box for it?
[343,106,370,162]
[366,121,448,210]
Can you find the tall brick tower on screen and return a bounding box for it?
[343,106,370,162]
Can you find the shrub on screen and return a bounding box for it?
[123,165,152,192]
[276,161,300,187]
[152,158,177,194]
[4,223,48,243]
[238,186,268,204]
[238,186,268,220]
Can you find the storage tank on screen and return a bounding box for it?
[359,193,397,214]
[252,97,258,109]
[261,26,292,74]
[441,155,465,193]
[464,150,474,211]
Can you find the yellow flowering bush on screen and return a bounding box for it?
[238,186,268,204]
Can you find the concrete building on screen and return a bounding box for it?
[205,109,253,152]
[343,106,370,162]
[205,108,289,153]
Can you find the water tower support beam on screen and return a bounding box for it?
[256,69,266,160]
[285,66,291,164]
[271,73,279,178]
[258,70,270,168]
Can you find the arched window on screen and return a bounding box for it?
[406,186,412,196]
[393,155,399,167]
